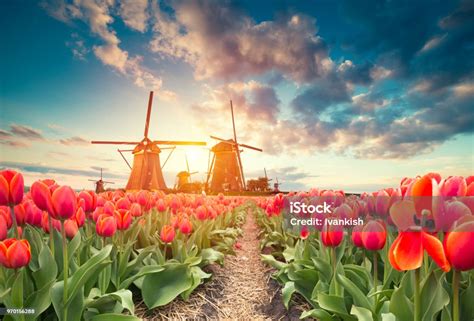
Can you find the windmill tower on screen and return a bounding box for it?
[88,168,114,194]
[206,101,262,192]
[91,91,206,191]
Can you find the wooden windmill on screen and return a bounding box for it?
[91,91,206,191]
[175,153,198,191]
[206,101,262,192]
[88,168,114,194]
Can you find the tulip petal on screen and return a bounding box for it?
[390,232,423,271]
[52,186,77,220]
[390,200,417,231]
[422,232,451,272]
[445,221,474,271]
[31,181,54,214]
[0,176,9,206]
[10,173,24,205]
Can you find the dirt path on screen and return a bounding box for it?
[136,208,307,320]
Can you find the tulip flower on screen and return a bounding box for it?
[30,180,55,214]
[0,238,31,269]
[361,220,386,251]
[25,200,43,226]
[51,186,77,220]
[300,226,309,240]
[0,215,7,240]
[196,205,208,221]
[160,224,175,243]
[116,197,131,210]
[96,214,117,237]
[77,190,97,213]
[321,221,343,247]
[130,203,142,217]
[444,218,474,321]
[115,209,132,230]
[0,170,24,238]
[156,199,166,212]
[351,224,364,248]
[179,218,193,235]
[64,220,78,239]
[74,207,85,227]
[0,170,24,206]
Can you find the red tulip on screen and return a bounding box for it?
[389,230,450,272]
[116,197,131,210]
[25,200,43,226]
[30,180,55,214]
[41,213,60,234]
[51,186,77,220]
[75,207,85,227]
[103,201,115,215]
[0,207,12,228]
[96,214,117,237]
[0,215,7,240]
[375,190,390,217]
[78,190,97,213]
[64,220,78,239]
[13,204,26,226]
[179,218,192,235]
[321,221,344,247]
[444,220,474,271]
[160,225,175,243]
[300,226,310,240]
[156,199,166,212]
[351,224,364,247]
[361,220,386,251]
[196,205,208,221]
[0,170,24,206]
[440,176,467,197]
[130,203,142,217]
[0,238,31,269]
[115,209,132,230]
[137,190,149,207]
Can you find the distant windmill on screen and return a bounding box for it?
[175,153,199,190]
[91,91,206,191]
[206,100,262,192]
[274,177,282,192]
[88,168,114,194]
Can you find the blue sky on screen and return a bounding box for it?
[1,0,473,192]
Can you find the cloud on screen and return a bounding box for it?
[59,136,89,146]
[0,161,127,180]
[66,33,89,60]
[43,0,175,99]
[119,0,149,32]
[9,124,45,140]
[150,1,331,82]
[0,129,13,138]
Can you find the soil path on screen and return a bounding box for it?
[136,208,307,320]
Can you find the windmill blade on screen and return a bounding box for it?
[189,171,198,175]
[210,135,238,145]
[117,149,132,170]
[91,141,140,145]
[239,143,263,152]
[153,140,207,146]
[185,153,190,172]
[230,100,238,144]
[144,91,154,139]
[88,179,96,182]
[103,181,115,184]
[161,146,176,169]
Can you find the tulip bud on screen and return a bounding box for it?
[130,203,142,217]
[51,186,77,220]
[196,205,208,221]
[300,226,310,240]
[0,207,12,229]
[0,215,7,240]
[0,238,31,269]
[25,201,43,226]
[116,197,131,210]
[115,209,132,230]
[75,207,86,227]
[351,224,364,247]
[444,220,474,271]
[156,199,166,212]
[361,220,387,251]
[0,170,24,206]
[78,190,97,213]
[179,218,192,235]
[160,225,175,243]
[64,220,78,239]
[321,221,344,247]
[96,214,117,237]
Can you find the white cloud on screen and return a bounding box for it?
[120,0,149,32]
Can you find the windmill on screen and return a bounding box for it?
[175,153,199,191]
[206,100,262,192]
[274,177,282,192]
[91,91,206,191]
[88,168,114,194]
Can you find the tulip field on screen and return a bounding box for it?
[0,170,473,321]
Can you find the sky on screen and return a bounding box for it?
[0,0,473,192]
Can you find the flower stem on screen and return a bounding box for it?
[414,268,421,321]
[373,251,379,310]
[331,247,340,296]
[48,216,55,256]
[61,220,69,321]
[9,206,19,239]
[453,270,460,321]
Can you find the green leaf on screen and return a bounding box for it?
[282,282,295,309]
[90,314,141,321]
[142,263,193,308]
[85,288,135,314]
[261,254,287,270]
[200,248,225,266]
[389,285,413,321]
[51,280,84,321]
[350,306,373,321]
[420,271,449,321]
[67,244,113,305]
[336,273,373,311]
[181,266,211,301]
[300,308,333,320]
[119,265,164,290]
[318,293,350,317]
